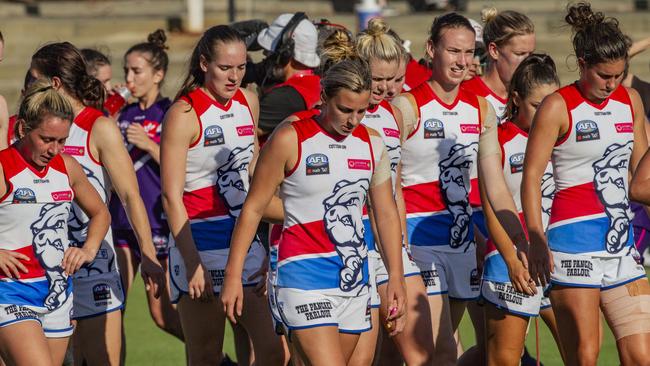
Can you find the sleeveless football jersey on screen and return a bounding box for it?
[548,84,635,256]
[177,88,255,253]
[0,147,73,313]
[360,100,401,257]
[401,82,481,253]
[276,118,376,296]
[64,107,117,278]
[483,121,555,282]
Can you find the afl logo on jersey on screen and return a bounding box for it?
[13,188,36,204]
[306,153,330,175]
[509,153,525,173]
[92,283,112,301]
[204,126,225,146]
[576,120,600,142]
[423,119,444,139]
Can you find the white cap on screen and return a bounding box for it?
[468,18,484,45]
[257,13,320,68]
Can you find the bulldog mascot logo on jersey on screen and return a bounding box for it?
[217,143,254,218]
[323,179,370,294]
[439,142,478,249]
[540,172,556,223]
[31,203,71,310]
[593,141,633,254]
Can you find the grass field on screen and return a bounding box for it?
[124,272,648,365]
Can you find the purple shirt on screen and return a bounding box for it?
[632,202,650,231]
[109,98,171,230]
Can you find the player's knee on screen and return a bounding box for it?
[348,352,375,366]
[433,336,457,366]
[402,348,434,366]
[488,346,521,366]
[574,344,599,366]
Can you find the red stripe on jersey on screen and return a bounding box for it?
[469,178,480,207]
[403,181,446,214]
[0,245,46,280]
[182,185,229,220]
[549,182,605,225]
[292,109,320,121]
[74,107,104,132]
[278,220,335,261]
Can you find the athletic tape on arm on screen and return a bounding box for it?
[391,95,418,136]
[370,134,391,187]
[478,102,500,159]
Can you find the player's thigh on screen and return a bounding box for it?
[0,320,52,366]
[484,303,528,366]
[177,296,226,362]
[378,274,434,364]
[291,326,348,366]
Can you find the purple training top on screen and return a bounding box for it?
[632,202,650,231]
[109,97,171,230]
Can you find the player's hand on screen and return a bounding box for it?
[141,252,166,298]
[528,236,553,287]
[62,246,97,275]
[506,254,537,296]
[384,274,407,336]
[0,250,29,278]
[221,274,244,324]
[126,124,155,152]
[186,260,214,301]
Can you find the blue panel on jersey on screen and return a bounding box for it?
[483,254,510,283]
[362,219,376,253]
[472,211,488,237]
[277,255,369,292]
[0,280,50,307]
[190,217,235,251]
[407,213,475,248]
[548,217,634,254]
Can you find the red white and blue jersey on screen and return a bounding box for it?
[64,108,118,279]
[361,100,401,256]
[275,118,376,296]
[483,121,555,282]
[462,76,508,237]
[401,82,481,253]
[177,88,255,254]
[0,147,73,314]
[548,84,635,256]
